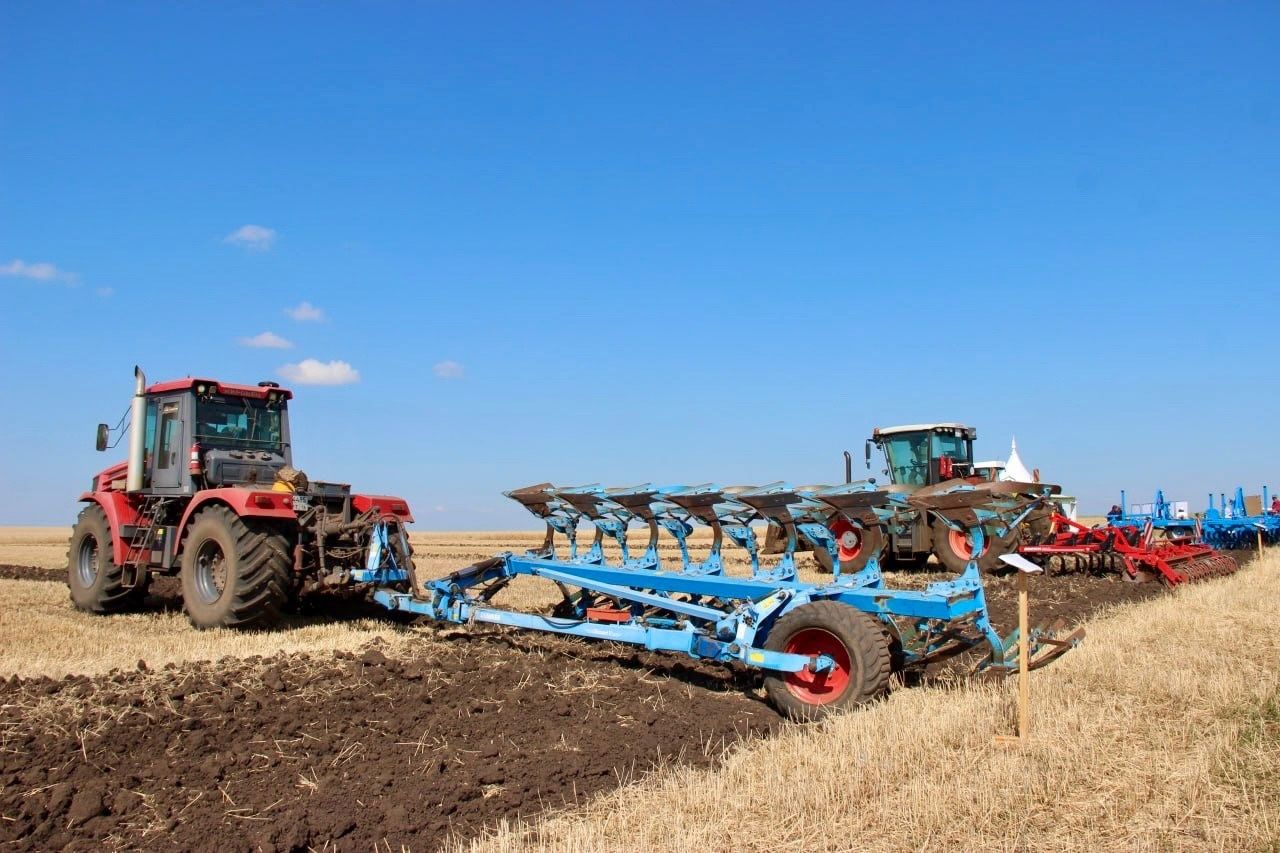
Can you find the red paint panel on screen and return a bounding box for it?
[145,378,293,400]
[176,488,298,534]
[91,460,130,492]
[78,490,142,564]
[352,494,415,523]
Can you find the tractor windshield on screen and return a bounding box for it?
[931,432,972,465]
[882,433,930,487]
[195,396,284,453]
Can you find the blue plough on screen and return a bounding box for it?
[365,481,1082,720]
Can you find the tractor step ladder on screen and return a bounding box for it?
[122,497,168,588]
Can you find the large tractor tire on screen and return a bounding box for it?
[67,505,147,613]
[931,519,1014,573]
[762,601,891,721]
[819,519,885,574]
[179,506,291,629]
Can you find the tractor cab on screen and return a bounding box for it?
[866,423,977,488]
[95,374,293,495]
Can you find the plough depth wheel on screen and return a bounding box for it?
[763,601,890,721]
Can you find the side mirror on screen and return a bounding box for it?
[95,424,109,452]
[864,440,872,469]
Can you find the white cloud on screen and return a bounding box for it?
[239,331,293,349]
[95,287,114,298]
[1,259,78,283]
[224,224,277,251]
[285,300,325,322]
[433,360,465,380]
[277,358,360,385]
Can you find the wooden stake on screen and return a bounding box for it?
[1016,569,1030,742]
[995,554,1040,747]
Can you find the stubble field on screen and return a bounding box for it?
[0,527,1276,851]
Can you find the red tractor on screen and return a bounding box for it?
[69,368,414,628]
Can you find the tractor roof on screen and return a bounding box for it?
[145,378,294,400]
[873,423,975,438]
[973,460,1005,469]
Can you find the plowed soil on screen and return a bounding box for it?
[0,563,63,582]
[0,556,1248,850]
[0,630,775,851]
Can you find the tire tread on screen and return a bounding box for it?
[762,600,891,721]
[181,506,291,629]
[67,505,145,613]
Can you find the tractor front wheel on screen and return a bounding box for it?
[762,601,891,721]
[67,505,146,613]
[932,520,1014,573]
[823,519,885,573]
[180,506,291,629]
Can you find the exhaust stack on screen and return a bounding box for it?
[126,366,147,492]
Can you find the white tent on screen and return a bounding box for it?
[1002,437,1033,482]
[996,437,1078,520]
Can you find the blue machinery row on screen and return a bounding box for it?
[355,480,1077,713]
[1113,487,1280,548]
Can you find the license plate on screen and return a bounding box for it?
[291,494,310,512]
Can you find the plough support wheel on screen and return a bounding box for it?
[763,601,891,722]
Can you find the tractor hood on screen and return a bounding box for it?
[91,460,130,492]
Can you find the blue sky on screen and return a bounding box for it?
[1,3,1277,527]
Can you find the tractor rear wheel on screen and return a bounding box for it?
[180,506,291,629]
[67,505,147,613]
[822,519,885,573]
[932,520,1014,573]
[762,601,891,721]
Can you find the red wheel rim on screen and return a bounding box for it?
[782,628,852,705]
[831,519,862,563]
[948,528,988,560]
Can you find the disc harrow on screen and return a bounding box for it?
[371,480,1082,720]
[1021,513,1238,586]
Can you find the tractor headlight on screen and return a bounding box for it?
[196,383,207,394]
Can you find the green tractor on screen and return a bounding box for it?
[867,423,986,570]
[768,423,1056,573]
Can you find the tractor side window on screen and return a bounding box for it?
[883,434,929,486]
[156,403,180,469]
[142,400,158,484]
[143,402,158,456]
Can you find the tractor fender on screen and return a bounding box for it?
[175,488,298,547]
[78,490,142,565]
[352,494,414,523]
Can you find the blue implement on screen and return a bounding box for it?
[374,481,1082,720]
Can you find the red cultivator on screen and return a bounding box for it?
[1019,514,1238,586]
